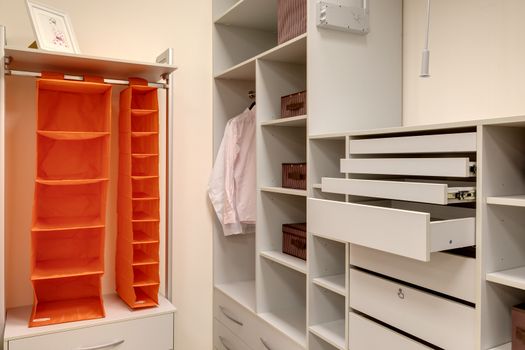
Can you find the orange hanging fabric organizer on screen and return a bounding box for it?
[30,73,111,327]
[116,77,160,309]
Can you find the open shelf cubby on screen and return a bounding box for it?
[482,125,525,349]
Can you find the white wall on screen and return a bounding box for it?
[403,0,525,125]
[0,1,213,349]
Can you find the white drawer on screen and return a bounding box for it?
[349,269,476,350]
[214,289,305,350]
[308,198,475,262]
[350,244,476,303]
[214,288,255,347]
[348,312,432,350]
[349,132,477,154]
[340,158,476,177]
[248,316,304,350]
[214,319,252,350]
[322,178,475,205]
[8,313,173,350]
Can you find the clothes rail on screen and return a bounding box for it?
[4,69,167,89]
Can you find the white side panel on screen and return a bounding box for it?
[349,269,476,350]
[321,178,449,205]
[349,132,477,154]
[308,0,403,135]
[350,245,476,303]
[308,198,431,261]
[429,218,475,253]
[348,313,432,350]
[340,158,475,177]
[0,25,6,337]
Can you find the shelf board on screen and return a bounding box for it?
[5,47,176,83]
[260,186,307,197]
[214,33,306,80]
[4,293,176,341]
[490,343,510,350]
[259,33,307,64]
[260,115,307,127]
[309,320,346,350]
[260,251,306,274]
[312,183,322,189]
[259,307,306,347]
[486,266,525,290]
[312,274,346,296]
[487,195,525,207]
[214,57,256,80]
[215,280,256,312]
[32,258,103,280]
[214,0,277,32]
[309,133,348,140]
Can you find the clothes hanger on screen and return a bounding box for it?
[248,90,256,110]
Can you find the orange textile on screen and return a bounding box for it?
[30,77,111,327]
[116,81,160,309]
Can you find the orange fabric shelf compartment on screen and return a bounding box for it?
[117,82,160,309]
[32,180,108,230]
[30,77,111,327]
[37,132,109,180]
[30,275,104,327]
[31,228,104,280]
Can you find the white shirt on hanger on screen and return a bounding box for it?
[208,107,256,236]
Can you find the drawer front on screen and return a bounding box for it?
[349,269,476,350]
[214,288,255,346]
[348,312,432,350]
[308,198,474,262]
[350,244,476,303]
[214,319,252,350]
[340,158,475,177]
[349,132,477,154]
[248,316,304,350]
[8,313,174,350]
[321,178,475,205]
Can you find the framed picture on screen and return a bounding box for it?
[26,0,80,53]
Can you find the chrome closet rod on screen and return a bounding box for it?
[4,69,167,89]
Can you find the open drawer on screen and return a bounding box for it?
[349,132,477,155]
[340,157,476,177]
[321,178,475,205]
[308,198,475,261]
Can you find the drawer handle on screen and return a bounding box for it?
[219,306,243,326]
[219,336,233,350]
[397,288,405,299]
[260,338,273,350]
[76,339,124,350]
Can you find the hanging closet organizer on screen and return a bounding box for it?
[116,78,161,309]
[30,75,111,327]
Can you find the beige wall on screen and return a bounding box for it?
[0,1,213,349]
[403,0,525,126]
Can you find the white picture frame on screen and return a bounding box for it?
[26,0,80,53]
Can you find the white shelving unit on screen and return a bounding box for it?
[1,25,177,348]
[212,0,402,349]
[487,195,525,207]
